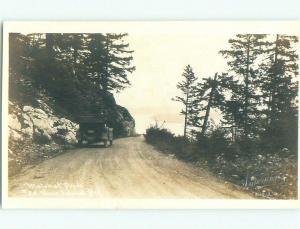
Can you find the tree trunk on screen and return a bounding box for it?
[268,34,279,126]
[201,73,218,136]
[244,35,251,136]
[45,34,55,57]
[72,38,80,82]
[101,37,110,91]
[184,89,189,138]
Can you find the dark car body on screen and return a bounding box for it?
[77,122,113,147]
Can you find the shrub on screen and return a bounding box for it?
[145,124,193,159]
[145,124,175,144]
[196,128,231,160]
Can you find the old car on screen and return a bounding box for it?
[77,121,113,147]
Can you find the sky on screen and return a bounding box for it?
[115,32,231,135]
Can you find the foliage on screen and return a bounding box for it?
[214,149,297,199]
[9,33,136,131]
[172,65,198,138]
[258,35,298,151]
[85,33,135,92]
[150,33,298,198]
[219,34,268,137]
[145,125,297,199]
[173,34,298,155]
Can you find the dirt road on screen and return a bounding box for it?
[9,137,252,198]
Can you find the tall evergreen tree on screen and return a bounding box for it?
[259,35,298,126]
[9,33,32,102]
[191,72,234,136]
[52,33,88,82]
[200,74,218,135]
[173,65,198,138]
[196,73,228,136]
[259,35,298,151]
[219,34,267,138]
[9,33,29,75]
[86,33,135,92]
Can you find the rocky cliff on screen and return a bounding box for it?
[9,100,78,144]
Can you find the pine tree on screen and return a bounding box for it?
[9,32,137,121]
[85,33,135,92]
[9,33,30,75]
[173,65,198,138]
[259,35,298,151]
[219,34,267,138]
[52,33,88,82]
[9,33,32,102]
[198,73,227,135]
[191,72,233,136]
[187,82,202,138]
[259,35,298,126]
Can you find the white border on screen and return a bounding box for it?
[2,21,300,209]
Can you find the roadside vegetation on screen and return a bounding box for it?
[145,124,297,199]
[145,34,298,199]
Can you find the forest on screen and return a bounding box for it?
[145,34,298,199]
[9,33,136,135]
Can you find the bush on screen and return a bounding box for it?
[260,113,298,154]
[145,125,230,161]
[145,125,175,145]
[195,128,231,160]
[145,124,194,160]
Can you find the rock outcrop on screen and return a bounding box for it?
[114,105,136,137]
[9,100,78,145]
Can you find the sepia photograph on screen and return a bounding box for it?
[2,21,299,208]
